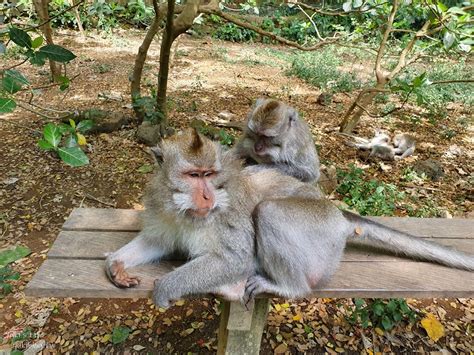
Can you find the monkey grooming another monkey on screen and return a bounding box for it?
[234,98,320,182]
[106,129,473,308]
[393,133,416,159]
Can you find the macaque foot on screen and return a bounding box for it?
[106,260,141,288]
[152,279,171,309]
[243,275,271,307]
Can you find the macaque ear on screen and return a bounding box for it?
[151,146,164,165]
[255,98,266,107]
[288,108,298,125]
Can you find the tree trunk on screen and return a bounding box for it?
[33,0,61,81]
[339,83,386,133]
[131,13,162,123]
[155,0,176,131]
[71,0,84,36]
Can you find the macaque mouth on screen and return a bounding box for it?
[188,208,212,218]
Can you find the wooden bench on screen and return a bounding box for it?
[26,208,474,354]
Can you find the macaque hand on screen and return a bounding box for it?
[152,279,172,308]
[105,258,140,288]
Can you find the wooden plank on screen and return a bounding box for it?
[62,209,474,240]
[62,208,141,231]
[48,231,137,259]
[47,230,474,261]
[366,216,473,239]
[220,299,269,355]
[25,259,474,299]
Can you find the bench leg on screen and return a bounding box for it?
[217,299,270,355]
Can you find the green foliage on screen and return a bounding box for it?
[336,165,404,216]
[132,96,164,124]
[0,27,76,115]
[213,23,257,42]
[397,61,474,109]
[125,0,154,27]
[218,129,235,146]
[287,48,363,93]
[0,246,30,298]
[348,298,417,331]
[111,326,131,344]
[38,120,93,167]
[0,266,20,298]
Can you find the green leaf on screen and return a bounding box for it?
[443,31,456,50]
[342,1,352,12]
[38,44,76,63]
[111,326,130,345]
[137,164,153,174]
[43,123,62,148]
[58,75,70,91]
[0,98,16,114]
[38,139,54,150]
[29,53,46,66]
[2,76,21,94]
[31,36,44,49]
[4,69,30,86]
[57,147,89,167]
[381,316,393,330]
[0,246,31,267]
[9,27,32,48]
[76,120,94,133]
[69,119,76,129]
[58,123,74,134]
[65,135,78,148]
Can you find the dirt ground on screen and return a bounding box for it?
[1,28,473,353]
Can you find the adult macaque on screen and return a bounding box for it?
[393,133,416,160]
[106,130,474,308]
[105,129,320,307]
[233,98,320,183]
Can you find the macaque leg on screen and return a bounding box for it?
[153,254,248,308]
[106,234,166,288]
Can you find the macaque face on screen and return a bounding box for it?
[182,168,217,218]
[246,127,283,163]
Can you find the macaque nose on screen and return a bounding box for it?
[254,141,265,154]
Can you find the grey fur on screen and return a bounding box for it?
[245,200,474,303]
[393,133,416,159]
[105,131,473,308]
[233,99,320,183]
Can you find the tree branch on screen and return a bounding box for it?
[375,0,399,84]
[201,8,339,50]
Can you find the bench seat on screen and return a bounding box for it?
[26,208,474,299]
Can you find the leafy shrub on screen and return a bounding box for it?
[287,48,363,93]
[336,165,404,216]
[38,120,93,167]
[213,23,257,42]
[348,298,417,331]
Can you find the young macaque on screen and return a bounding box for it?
[234,98,320,183]
[106,129,474,308]
[393,133,416,159]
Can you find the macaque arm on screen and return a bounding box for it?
[106,233,167,288]
[354,142,372,150]
[153,253,249,308]
[398,146,415,159]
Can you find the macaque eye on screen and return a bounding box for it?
[204,171,215,177]
[188,172,200,178]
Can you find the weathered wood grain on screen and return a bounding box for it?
[47,230,474,261]
[62,208,474,239]
[62,208,141,231]
[25,259,474,299]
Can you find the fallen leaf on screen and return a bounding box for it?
[421,313,445,341]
